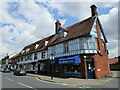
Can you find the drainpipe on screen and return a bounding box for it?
[84,56,88,79]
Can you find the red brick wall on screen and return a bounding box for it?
[94,19,110,78]
[80,19,110,79]
[94,55,110,78]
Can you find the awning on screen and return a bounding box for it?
[59,55,80,65]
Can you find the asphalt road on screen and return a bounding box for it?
[1,72,120,89]
[1,72,71,89]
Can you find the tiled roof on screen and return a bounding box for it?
[18,16,96,57]
[18,35,55,57]
[48,16,96,46]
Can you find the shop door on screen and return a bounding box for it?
[86,58,95,79]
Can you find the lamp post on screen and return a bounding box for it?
[50,54,54,80]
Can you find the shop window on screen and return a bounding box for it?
[55,66,59,72]
[34,53,37,60]
[40,62,46,71]
[64,42,69,53]
[33,64,35,70]
[41,52,45,58]
[64,65,80,73]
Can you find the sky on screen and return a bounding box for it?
[0,0,119,60]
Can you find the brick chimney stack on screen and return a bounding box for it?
[90,4,98,16]
[55,20,61,34]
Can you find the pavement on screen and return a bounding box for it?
[26,71,119,85]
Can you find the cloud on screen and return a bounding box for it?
[0,1,118,59]
[99,7,118,57]
[46,2,117,20]
[0,1,56,59]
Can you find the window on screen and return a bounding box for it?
[26,48,30,52]
[64,42,69,53]
[35,44,39,49]
[17,58,19,62]
[51,46,56,55]
[55,66,59,72]
[64,32,67,37]
[26,54,32,60]
[25,56,27,61]
[43,41,49,46]
[28,54,32,60]
[21,57,23,62]
[34,53,37,60]
[41,52,45,58]
[40,62,46,71]
[21,50,25,54]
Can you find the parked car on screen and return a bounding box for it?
[2,68,11,73]
[13,69,26,76]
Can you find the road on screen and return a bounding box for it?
[1,72,120,89]
[1,72,71,89]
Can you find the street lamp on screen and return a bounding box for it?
[50,54,54,80]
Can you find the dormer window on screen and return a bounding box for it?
[64,32,67,37]
[35,44,39,49]
[43,41,49,46]
[26,48,30,52]
[21,50,25,54]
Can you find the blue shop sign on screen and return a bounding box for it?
[59,55,80,65]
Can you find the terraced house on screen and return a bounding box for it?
[13,5,110,79]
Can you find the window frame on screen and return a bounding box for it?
[64,42,69,53]
[41,52,46,59]
[34,53,38,60]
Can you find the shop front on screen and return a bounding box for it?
[38,60,47,74]
[58,55,81,78]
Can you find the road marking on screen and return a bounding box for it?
[17,82,33,89]
[4,78,13,81]
[62,84,68,85]
[79,86,91,88]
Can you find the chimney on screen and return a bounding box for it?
[55,20,61,34]
[90,4,98,16]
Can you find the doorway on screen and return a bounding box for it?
[86,58,95,79]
